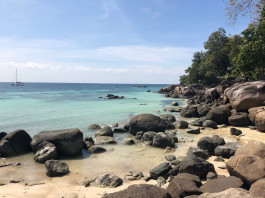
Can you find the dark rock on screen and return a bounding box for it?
[176,120,189,129]
[230,128,242,136]
[164,106,183,112]
[129,114,167,135]
[226,155,265,186]
[31,128,83,156]
[113,128,127,133]
[171,101,179,106]
[200,176,244,193]
[187,128,200,134]
[94,136,117,145]
[179,154,215,178]
[124,123,129,131]
[206,105,231,124]
[197,135,225,154]
[135,131,143,140]
[228,112,250,126]
[168,133,178,143]
[149,162,172,179]
[197,105,211,117]
[124,171,143,181]
[88,146,106,154]
[165,155,176,162]
[202,120,217,129]
[0,129,32,157]
[102,184,168,198]
[93,174,122,188]
[205,88,219,100]
[175,173,202,187]
[152,132,175,148]
[157,176,166,186]
[180,105,198,118]
[214,142,241,158]
[95,126,113,137]
[34,141,57,163]
[249,178,265,198]
[167,177,202,198]
[111,123,119,127]
[188,147,210,159]
[214,156,224,162]
[198,188,253,198]
[45,160,69,177]
[160,114,176,122]
[171,159,180,166]
[190,118,205,127]
[206,172,217,180]
[84,137,94,149]
[88,124,101,130]
[141,131,157,145]
[0,132,7,141]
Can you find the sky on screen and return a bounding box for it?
[0,0,252,84]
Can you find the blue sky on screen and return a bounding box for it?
[0,0,251,84]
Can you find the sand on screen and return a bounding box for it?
[0,125,264,198]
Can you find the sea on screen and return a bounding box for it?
[0,83,186,136]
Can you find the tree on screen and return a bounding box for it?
[224,0,265,23]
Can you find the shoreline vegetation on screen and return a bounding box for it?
[0,79,265,197]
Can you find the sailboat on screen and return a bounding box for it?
[11,68,24,86]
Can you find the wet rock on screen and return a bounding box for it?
[152,132,175,148]
[197,135,225,154]
[230,128,242,136]
[234,141,265,158]
[171,101,179,106]
[198,188,253,198]
[31,128,83,156]
[129,114,167,135]
[102,184,168,198]
[214,142,241,158]
[225,81,265,111]
[187,128,200,134]
[226,155,265,186]
[202,120,217,129]
[175,173,202,187]
[179,154,215,178]
[160,114,176,122]
[206,105,231,124]
[249,178,265,198]
[188,147,210,159]
[176,120,189,129]
[84,136,94,149]
[88,146,106,154]
[0,129,32,157]
[124,171,143,181]
[95,126,113,137]
[200,176,244,193]
[94,136,117,145]
[88,124,101,130]
[93,174,122,188]
[228,112,250,126]
[104,94,125,99]
[167,177,202,198]
[149,162,172,179]
[34,141,57,163]
[113,128,127,133]
[45,160,69,177]
[165,155,176,162]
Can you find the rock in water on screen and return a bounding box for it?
[225,81,265,111]
[88,124,101,130]
[0,129,32,157]
[129,114,167,135]
[102,184,168,198]
[95,126,113,137]
[31,128,83,156]
[34,141,57,163]
[45,160,69,177]
[92,174,122,188]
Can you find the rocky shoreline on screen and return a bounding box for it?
[0,80,265,198]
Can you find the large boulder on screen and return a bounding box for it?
[214,142,241,158]
[200,176,244,193]
[160,114,176,122]
[102,184,168,198]
[152,132,175,148]
[179,154,215,178]
[249,178,265,198]
[0,129,32,157]
[228,112,250,126]
[167,177,202,198]
[180,105,198,118]
[197,135,225,154]
[224,81,265,111]
[95,126,113,137]
[34,141,57,163]
[226,155,265,186]
[31,128,83,156]
[149,162,172,179]
[234,141,265,159]
[45,160,69,177]
[198,188,253,198]
[248,106,265,132]
[206,105,231,124]
[129,114,167,135]
[205,88,219,100]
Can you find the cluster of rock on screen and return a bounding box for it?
[161,80,265,132]
[99,94,125,99]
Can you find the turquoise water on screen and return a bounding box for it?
[0,83,184,136]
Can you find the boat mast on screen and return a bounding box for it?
[16,68,17,83]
